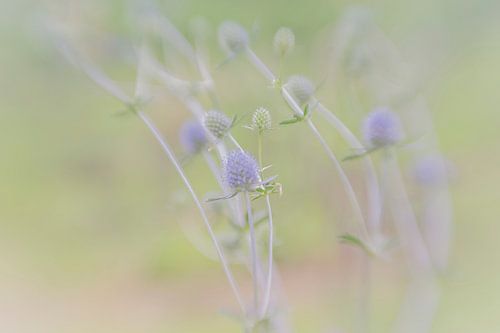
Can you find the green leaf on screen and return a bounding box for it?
[303,104,310,117]
[206,191,239,202]
[279,117,302,125]
[339,233,374,256]
[342,147,379,162]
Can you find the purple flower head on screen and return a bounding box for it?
[223,150,260,191]
[413,155,449,187]
[363,107,402,148]
[179,120,208,154]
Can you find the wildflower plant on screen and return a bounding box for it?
[49,5,453,333]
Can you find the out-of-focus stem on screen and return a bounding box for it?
[261,194,274,318]
[245,191,259,314]
[246,47,371,244]
[257,132,274,319]
[382,152,438,333]
[306,118,370,243]
[246,48,276,82]
[137,110,246,314]
[315,101,382,237]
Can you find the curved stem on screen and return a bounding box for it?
[245,48,276,82]
[383,152,433,273]
[245,191,259,315]
[306,118,370,243]
[316,102,382,236]
[246,47,371,244]
[257,132,274,318]
[137,111,246,314]
[261,194,274,318]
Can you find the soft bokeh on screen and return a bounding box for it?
[1,0,500,332]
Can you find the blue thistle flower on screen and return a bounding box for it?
[223,150,260,191]
[179,120,208,154]
[363,107,402,148]
[218,21,249,55]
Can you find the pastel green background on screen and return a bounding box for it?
[1,0,499,332]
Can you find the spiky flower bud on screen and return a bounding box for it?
[252,107,272,132]
[179,120,208,154]
[204,110,232,140]
[218,21,249,55]
[223,150,260,191]
[273,27,295,57]
[285,75,315,106]
[363,107,402,148]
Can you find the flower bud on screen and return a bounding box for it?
[363,107,402,148]
[273,27,295,57]
[252,107,272,132]
[224,150,260,191]
[179,120,208,154]
[204,110,232,140]
[412,156,449,187]
[218,21,249,55]
[285,75,315,106]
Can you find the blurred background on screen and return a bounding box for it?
[1,0,500,332]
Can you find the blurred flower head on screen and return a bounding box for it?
[363,107,402,148]
[218,21,249,55]
[179,120,208,154]
[274,27,295,57]
[204,110,232,140]
[285,75,315,106]
[412,155,450,187]
[224,150,260,191]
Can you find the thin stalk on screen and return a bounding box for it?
[245,48,276,82]
[382,151,439,331]
[257,132,274,318]
[306,118,370,243]
[228,133,244,151]
[245,191,260,314]
[261,194,274,318]
[137,110,246,313]
[246,48,370,243]
[315,101,382,236]
[383,151,433,273]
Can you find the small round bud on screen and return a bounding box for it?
[412,156,449,187]
[273,27,295,57]
[363,107,403,148]
[285,75,315,106]
[224,150,260,191]
[252,107,272,132]
[204,110,232,140]
[218,21,249,55]
[179,120,208,154]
